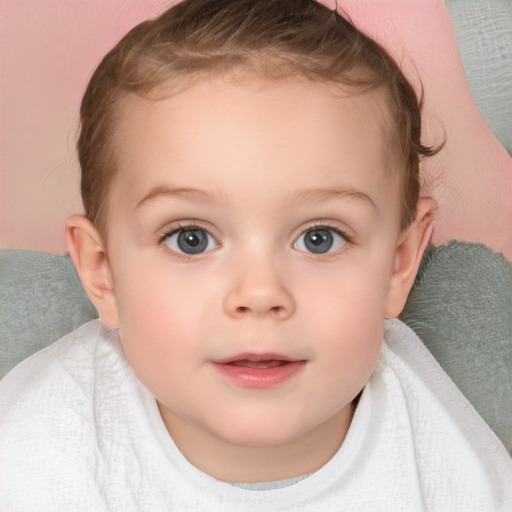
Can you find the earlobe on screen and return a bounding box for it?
[385,198,437,319]
[65,214,119,328]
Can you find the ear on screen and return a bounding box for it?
[385,198,437,318]
[65,214,119,328]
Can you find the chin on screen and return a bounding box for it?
[212,416,311,449]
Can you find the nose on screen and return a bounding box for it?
[223,256,296,320]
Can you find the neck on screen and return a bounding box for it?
[159,403,354,483]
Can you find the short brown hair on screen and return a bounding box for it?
[78,0,437,234]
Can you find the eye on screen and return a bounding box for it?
[162,228,218,255]
[294,227,347,254]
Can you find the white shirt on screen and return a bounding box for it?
[0,319,510,511]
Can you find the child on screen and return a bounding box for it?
[0,0,510,509]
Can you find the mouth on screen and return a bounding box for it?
[211,353,306,388]
[227,359,291,369]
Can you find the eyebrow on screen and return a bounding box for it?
[135,184,376,210]
[290,187,377,208]
[135,185,211,209]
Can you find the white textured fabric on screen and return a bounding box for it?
[0,319,510,511]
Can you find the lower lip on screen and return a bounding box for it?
[211,361,306,389]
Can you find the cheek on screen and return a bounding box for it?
[310,293,383,381]
[112,262,215,383]
[294,258,390,386]
[115,255,211,323]
[296,252,392,326]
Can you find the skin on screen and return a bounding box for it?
[66,77,435,483]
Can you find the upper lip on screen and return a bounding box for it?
[213,353,303,364]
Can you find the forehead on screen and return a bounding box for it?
[109,77,398,216]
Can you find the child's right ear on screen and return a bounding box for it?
[65,214,119,329]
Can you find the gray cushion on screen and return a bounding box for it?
[401,241,512,452]
[0,250,98,378]
[446,0,512,155]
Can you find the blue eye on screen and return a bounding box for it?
[162,228,218,255]
[294,227,347,254]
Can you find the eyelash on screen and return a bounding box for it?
[156,221,352,259]
[304,222,351,242]
[295,222,352,257]
[158,223,213,243]
[157,222,217,260]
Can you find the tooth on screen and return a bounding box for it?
[233,360,285,369]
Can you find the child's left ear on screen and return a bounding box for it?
[385,198,437,318]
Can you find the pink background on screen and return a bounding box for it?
[1,0,511,257]
[0,0,171,254]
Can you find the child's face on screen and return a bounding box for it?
[97,77,420,479]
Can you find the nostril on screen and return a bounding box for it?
[235,305,285,316]
[225,285,295,319]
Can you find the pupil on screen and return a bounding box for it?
[305,229,333,254]
[178,230,208,254]
[310,233,323,245]
[185,233,199,246]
